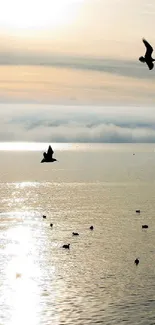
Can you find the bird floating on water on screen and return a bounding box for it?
[142,224,148,229]
[139,38,155,70]
[72,232,79,236]
[62,244,70,249]
[43,215,46,219]
[50,223,53,228]
[41,145,57,163]
[136,210,140,213]
[90,226,94,230]
[134,258,139,266]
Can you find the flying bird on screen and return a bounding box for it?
[41,145,57,163]
[139,38,155,70]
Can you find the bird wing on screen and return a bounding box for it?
[40,152,46,163]
[146,60,154,70]
[43,152,47,159]
[47,145,54,158]
[143,38,153,57]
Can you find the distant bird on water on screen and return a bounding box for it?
[142,224,148,229]
[134,258,139,266]
[41,145,57,163]
[72,232,79,236]
[139,38,155,70]
[43,215,46,219]
[62,244,70,249]
[90,225,94,230]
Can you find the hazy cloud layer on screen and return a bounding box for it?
[0,104,155,143]
[0,52,154,80]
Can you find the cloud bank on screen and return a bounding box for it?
[1,104,155,143]
[0,52,154,80]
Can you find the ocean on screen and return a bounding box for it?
[0,143,155,325]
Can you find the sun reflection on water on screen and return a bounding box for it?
[14,182,39,189]
[7,271,40,325]
[4,225,42,325]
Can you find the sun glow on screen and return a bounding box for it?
[0,0,83,31]
[4,226,41,325]
[0,142,72,151]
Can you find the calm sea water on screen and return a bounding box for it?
[1,143,155,325]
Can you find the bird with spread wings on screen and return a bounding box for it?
[41,145,57,163]
[139,38,155,70]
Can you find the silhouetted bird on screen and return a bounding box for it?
[142,224,148,229]
[62,244,70,249]
[139,38,155,70]
[43,215,46,219]
[134,258,139,265]
[50,223,53,228]
[136,210,140,213]
[90,225,94,230]
[72,232,79,236]
[41,145,57,163]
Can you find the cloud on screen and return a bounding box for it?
[0,104,155,143]
[21,122,155,143]
[0,51,154,80]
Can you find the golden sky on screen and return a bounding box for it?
[1,0,155,57]
[0,0,154,106]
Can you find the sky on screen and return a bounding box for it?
[0,0,155,143]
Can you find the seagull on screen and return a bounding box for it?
[139,38,155,70]
[41,145,57,163]
[134,258,139,266]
